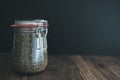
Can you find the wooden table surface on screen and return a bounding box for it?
[0,53,120,80]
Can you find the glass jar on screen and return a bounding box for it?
[11,19,48,73]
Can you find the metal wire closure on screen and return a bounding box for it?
[34,19,48,61]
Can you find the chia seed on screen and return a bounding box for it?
[12,27,48,73]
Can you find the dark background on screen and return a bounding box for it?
[0,0,120,55]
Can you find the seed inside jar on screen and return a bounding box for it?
[12,30,48,73]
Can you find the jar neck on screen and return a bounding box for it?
[14,27,41,33]
[14,27,48,37]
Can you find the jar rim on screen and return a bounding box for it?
[11,19,48,27]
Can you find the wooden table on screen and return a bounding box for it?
[0,53,120,80]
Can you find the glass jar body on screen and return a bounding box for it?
[12,27,48,73]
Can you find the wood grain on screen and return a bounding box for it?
[0,54,120,80]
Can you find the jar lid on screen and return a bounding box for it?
[11,19,48,27]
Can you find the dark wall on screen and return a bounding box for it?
[0,0,120,55]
